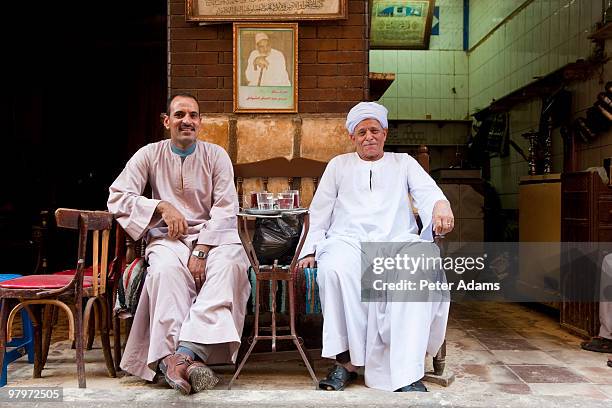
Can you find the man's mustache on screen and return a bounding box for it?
[179,125,195,131]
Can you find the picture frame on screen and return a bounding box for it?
[186,0,347,22]
[233,23,298,113]
[370,0,436,49]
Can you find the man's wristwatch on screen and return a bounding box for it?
[191,249,209,260]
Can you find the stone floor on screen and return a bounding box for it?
[4,302,612,407]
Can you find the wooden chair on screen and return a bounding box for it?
[234,157,327,317]
[0,209,116,388]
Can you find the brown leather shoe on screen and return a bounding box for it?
[187,361,219,392]
[159,353,193,395]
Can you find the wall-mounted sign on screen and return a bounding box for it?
[233,23,298,113]
[186,0,347,21]
[370,0,436,49]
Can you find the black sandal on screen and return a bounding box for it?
[319,365,358,391]
[394,380,428,392]
[581,337,612,353]
[607,358,611,368]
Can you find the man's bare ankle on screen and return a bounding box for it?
[342,362,358,373]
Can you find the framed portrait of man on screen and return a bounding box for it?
[370,0,436,49]
[233,23,298,113]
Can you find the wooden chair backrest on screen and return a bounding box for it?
[411,146,432,228]
[55,208,113,296]
[233,147,431,209]
[416,145,430,173]
[233,157,328,208]
[110,225,146,273]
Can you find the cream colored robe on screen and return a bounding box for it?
[108,140,250,381]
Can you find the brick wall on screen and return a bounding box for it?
[169,0,368,114]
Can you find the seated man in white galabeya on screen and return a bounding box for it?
[298,101,454,392]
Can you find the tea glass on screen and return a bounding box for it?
[276,192,295,210]
[257,192,275,210]
[285,189,300,208]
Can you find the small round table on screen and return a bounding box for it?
[229,208,318,389]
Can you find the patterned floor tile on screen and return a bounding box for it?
[508,365,589,383]
[455,364,522,384]
[596,385,612,398]
[529,383,609,400]
[5,301,610,403]
[447,337,488,351]
[445,327,472,339]
[489,383,532,394]
[525,338,580,352]
[477,337,539,351]
[489,350,563,365]
[546,349,612,366]
[573,366,612,385]
[453,318,508,329]
[468,328,525,339]
[447,350,503,365]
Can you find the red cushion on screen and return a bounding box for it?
[53,266,94,276]
[0,275,93,289]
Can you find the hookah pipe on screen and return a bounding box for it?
[522,130,539,176]
[538,87,570,175]
[539,101,556,175]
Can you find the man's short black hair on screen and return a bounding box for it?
[166,93,199,114]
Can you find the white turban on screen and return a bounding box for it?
[255,32,269,45]
[345,102,388,135]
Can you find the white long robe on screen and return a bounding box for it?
[245,48,290,86]
[107,140,250,381]
[299,152,450,391]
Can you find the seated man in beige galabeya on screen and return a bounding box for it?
[108,93,250,395]
[298,102,454,392]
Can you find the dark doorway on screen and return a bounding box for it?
[1,1,167,273]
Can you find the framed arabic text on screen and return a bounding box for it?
[370,0,436,49]
[186,0,347,21]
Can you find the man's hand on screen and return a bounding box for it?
[156,201,188,239]
[254,56,269,70]
[188,244,210,293]
[297,255,316,269]
[432,200,454,236]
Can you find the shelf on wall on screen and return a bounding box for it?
[389,119,473,126]
[368,72,395,101]
[385,143,467,147]
[589,23,612,41]
[472,59,605,117]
